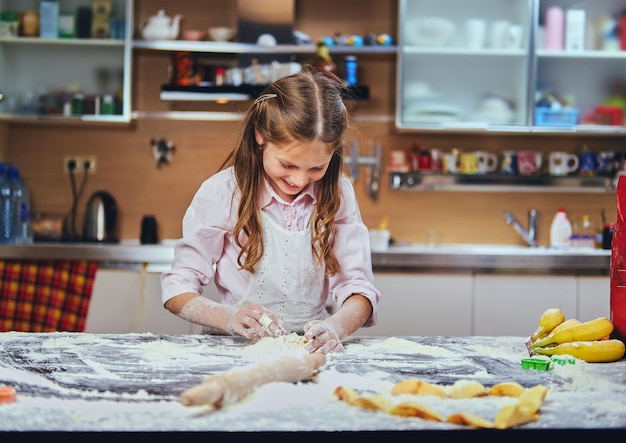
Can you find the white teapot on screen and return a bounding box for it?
[141,10,181,40]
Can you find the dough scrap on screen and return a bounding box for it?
[333,379,549,430]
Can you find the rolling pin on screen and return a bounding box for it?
[180,352,326,408]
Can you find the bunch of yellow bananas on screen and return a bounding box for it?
[526,308,625,363]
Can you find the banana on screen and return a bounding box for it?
[532,339,625,363]
[528,308,565,344]
[530,317,614,350]
[549,318,581,335]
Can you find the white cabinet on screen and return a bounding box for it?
[353,272,473,337]
[0,0,133,123]
[84,268,218,334]
[396,0,626,133]
[473,274,578,336]
[397,0,533,131]
[535,0,626,132]
[578,275,610,321]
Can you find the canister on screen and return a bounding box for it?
[344,56,357,86]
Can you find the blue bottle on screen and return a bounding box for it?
[0,163,12,243]
[9,166,33,245]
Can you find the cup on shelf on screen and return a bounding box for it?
[500,151,518,175]
[442,152,459,174]
[465,18,486,49]
[598,151,617,176]
[549,151,579,175]
[476,151,498,174]
[578,150,602,176]
[517,150,543,175]
[459,152,477,174]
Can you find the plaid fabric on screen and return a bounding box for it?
[0,260,98,332]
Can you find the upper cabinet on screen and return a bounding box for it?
[396,0,626,134]
[0,0,133,124]
[130,0,397,117]
[397,0,533,132]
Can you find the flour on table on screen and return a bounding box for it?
[241,333,309,358]
[345,337,455,357]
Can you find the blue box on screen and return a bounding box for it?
[535,108,579,127]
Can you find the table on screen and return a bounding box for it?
[0,332,625,440]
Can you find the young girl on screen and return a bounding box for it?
[161,66,380,354]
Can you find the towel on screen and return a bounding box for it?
[0,260,99,332]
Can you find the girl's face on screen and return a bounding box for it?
[258,135,333,203]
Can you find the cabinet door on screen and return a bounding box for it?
[352,272,473,337]
[535,0,626,132]
[474,274,577,336]
[85,269,204,334]
[397,0,533,131]
[0,0,132,123]
[578,275,610,321]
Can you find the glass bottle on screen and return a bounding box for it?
[313,41,337,75]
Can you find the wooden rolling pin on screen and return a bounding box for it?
[180,352,326,408]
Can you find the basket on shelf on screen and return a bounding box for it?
[534,108,579,127]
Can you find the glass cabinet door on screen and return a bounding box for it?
[0,0,132,123]
[534,0,626,133]
[396,0,534,132]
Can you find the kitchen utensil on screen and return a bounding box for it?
[549,152,579,175]
[405,17,455,47]
[140,10,181,40]
[517,150,543,175]
[181,29,205,41]
[208,26,235,42]
[140,215,158,244]
[83,190,118,243]
[179,351,325,407]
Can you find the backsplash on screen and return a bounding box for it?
[2,119,619,248]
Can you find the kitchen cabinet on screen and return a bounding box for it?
[131,0,396,120]
[474,274,578,336]
[578,275,610,320]
[84,269,207,334]
[0,0,133,124]
[397,0,534,132]
[353,272,473,337]
[396,0,626,134]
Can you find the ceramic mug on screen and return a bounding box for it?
[459,152,479,174]
[476,151,498,173]
[465,18,486,49]
[549,151,579,175]
[578,151,602,176]
[517,150,543,175]
[442,152,459,174]
[598,151,616,176]
[501,151,518,175]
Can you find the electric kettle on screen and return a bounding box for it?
[83,190,119,243]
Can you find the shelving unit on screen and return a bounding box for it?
[396,0,626,134]
[0,0,133,124]
[389,171,614,193]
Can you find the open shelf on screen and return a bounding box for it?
[389,171,614,193]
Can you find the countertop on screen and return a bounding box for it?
[0,241,611,275]
[0,333,624,440]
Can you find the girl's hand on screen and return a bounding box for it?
[226,303,286,339]
[303,320,344,354]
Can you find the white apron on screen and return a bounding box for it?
[237,211,327,333]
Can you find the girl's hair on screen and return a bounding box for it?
[219,65,349,276]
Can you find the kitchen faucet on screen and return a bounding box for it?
[504,209,538,247]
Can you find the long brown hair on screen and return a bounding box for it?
[219,65,349,275]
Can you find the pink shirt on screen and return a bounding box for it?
[161,167,380,327]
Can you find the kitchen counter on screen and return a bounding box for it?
[0,332,624,440]
[0,241,611,275]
